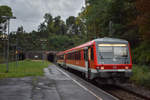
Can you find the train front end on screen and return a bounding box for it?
[94,38,132,82]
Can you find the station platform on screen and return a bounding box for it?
[0,64,118,100]
[44,65,118,100]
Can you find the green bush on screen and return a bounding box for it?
[132,41,150,65]
[131,65,150,88]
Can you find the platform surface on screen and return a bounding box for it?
[44,65,118,100]
[0,65,117,100]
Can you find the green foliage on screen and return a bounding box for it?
[131,65,150,88]
[38,14,67,36]
[0,5,13,24]
[47,34,86,51]
[0,5,13,62]
[48,35,72,51]
[32,13,86,51]
[81,0,111,39]
[0,12,86,54]
[80,0,138,42]
[0,60,50,78]
[132,41,150,65]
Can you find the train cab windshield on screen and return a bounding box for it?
[98,44,130,64]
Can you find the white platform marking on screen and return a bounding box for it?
[56,67,103,100]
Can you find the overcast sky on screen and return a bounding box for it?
[0,0,85,32]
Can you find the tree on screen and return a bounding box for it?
[66,16,86,36]
[80,0,111,40]
[0,5,13,61]
[80,0,138,45]
[131,0,150,65]
[66,16,77,34]
[53,16,66,35]
[136,0,150,42]
[0,5,13,33]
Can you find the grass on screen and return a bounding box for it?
[130,65,150,88]
[0,56,4,63]
[0,59,51,79]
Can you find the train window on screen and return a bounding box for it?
[67,51,81,60]
[73,53,75,60]
[69,53,71,60]
[114,47,128,57]
[77,52,78,60]
[74,51,81,60]
[69,54,71,59]
[84,49,88,61]
[91,48,94,60]
[70,53,72,60]
[73,52,75,60]
[78,51,81,60]
[99,46,113,53]
[75,52,77,60]
[70,54,71,59]
[71,53,74,60]
[99,46,113,58]
[67,54,71,60]
[68,54,70,59]
[71,53,73,60]
[98,44,128,59]
[72,53,75,60]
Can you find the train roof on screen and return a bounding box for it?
[57,37,128,55]
[94,37,128,43]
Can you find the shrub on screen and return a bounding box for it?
[132,41,150,65]
[131,65,150,88]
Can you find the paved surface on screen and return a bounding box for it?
[0,77,32,100]
[0,65,117,100]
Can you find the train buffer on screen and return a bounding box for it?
[44,65,118,100]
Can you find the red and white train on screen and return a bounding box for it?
[56,38,132,82]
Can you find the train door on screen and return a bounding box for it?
[84,47,91,79]
[89,47,94,69]
[64,54,66,68]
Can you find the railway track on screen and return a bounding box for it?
[94,84,150,100]
[115,84,150,100]
[59,66,150,100]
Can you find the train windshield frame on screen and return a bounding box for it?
[97,44,130,64]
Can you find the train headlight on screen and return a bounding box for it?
[101,66,104,70]
[125,66,129,69]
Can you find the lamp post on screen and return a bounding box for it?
[0,34,8,63]
[1,16,16,73]
[10,31,18,67]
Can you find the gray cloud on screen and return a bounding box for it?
[0,0,85,32]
